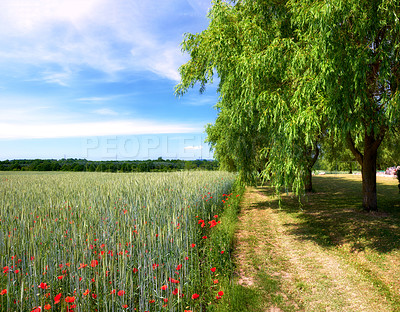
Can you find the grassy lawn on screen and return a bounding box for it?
[224,174,400,312]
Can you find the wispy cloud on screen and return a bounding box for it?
[40,70,72,87]
[0,0,215,154]
[77,97,110,103]
[181,94,218,106]
[0,119,201,139]
[77,93,139,103]
[184,145,203,150]
[93,108,119,116]
[0,0,205,82]
[134,44,185,81]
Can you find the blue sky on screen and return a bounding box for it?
[0,0,218,160]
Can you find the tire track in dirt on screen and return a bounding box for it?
[234,186,393,312]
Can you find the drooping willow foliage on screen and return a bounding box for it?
[176,0,400,211]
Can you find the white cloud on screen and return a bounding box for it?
[0,93,205,139]
[135,44,184,81]
[0,119,200,139]
[182,94,218,106]
[184,145,203,150]
[0,0,201,82]
[0,0,101,34]
[39,70,72,87]
[77,97,110,102]
[93,108,119,116]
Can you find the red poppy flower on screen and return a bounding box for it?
[44,304,51,310]
[31,307,41,312]
[209,220,217,228]
[0,289,7,295]
[122,304,128,308]
[110,289,116,294]
[117,290,125,296]
[65,296,75,303]
[191,293,200,299]
[214,279,219,284]
[132,268,138,273]
[172,288,179,295]
[210,267,216,273]
[38,282,49,289]
[176,264,182,271]
[202,236,207,239]
[83,289,90,296]
[3,266,9,274]
[191,243,196,248]
[161,285,167,290]
[218,291,224,296]
[57,275,64,280]
[168,277,179,284]
[90,260,98,267]
[54,293,62,304]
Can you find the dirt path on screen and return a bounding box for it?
[233,186,395,312]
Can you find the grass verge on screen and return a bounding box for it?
[219,174,400,312]
[200,179,246,311]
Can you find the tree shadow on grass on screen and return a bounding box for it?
[254,175,400,254]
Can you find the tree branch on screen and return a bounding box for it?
[346,132,363,166]
[310,144,319,167]
[371,124,387,152]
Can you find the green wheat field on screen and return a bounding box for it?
[0,171,238,312]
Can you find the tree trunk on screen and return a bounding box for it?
[304,167,313,192]
[362,146,378,211]
[304,144,319,193]
[346,129,385,212]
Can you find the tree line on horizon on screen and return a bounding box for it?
[0,158,219,172]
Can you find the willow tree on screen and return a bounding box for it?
[205,107,269,183]
[288,0,400,211]
[176,0,321,194]
[176,0,400,211]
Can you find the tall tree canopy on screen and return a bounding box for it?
[176,0,400,211]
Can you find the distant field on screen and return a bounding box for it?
[0,171,237,312]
